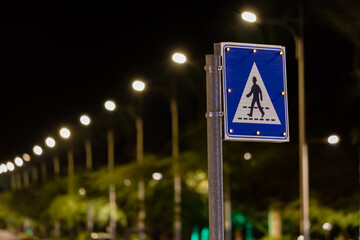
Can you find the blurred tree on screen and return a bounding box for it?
[48,194,87,227]
[282,199,358,239]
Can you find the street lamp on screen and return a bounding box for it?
[33,145,43,156]
[241,9,308,239]
[131,79,146,240]
[32,145,43,183]
[80,114,91,126]
[59,127,74,180]
[104,100,117,240]
[241,11,257,23]
[80,114,93,170]
[59,127,71,139]
[7,161,16,190]
[132,80,146,92]
[6,161,15,171]
[21,153,31,187]
[172,53,187,64]
[104,100,116,171]
[42,137,56,183]
[14,157,25,189]
[22,153,31,162]
[0,164,7,173]
[327,135,340,145]
[322,222,332,240]
[244,152,252,160]
[14,156,26,188]
[171,53,187,240]
[45,136,60,178]
[45,137,56,148]
[79,113,95,234]
[152,172,163,181]
[14,157,24,167]
[105,100,116,112]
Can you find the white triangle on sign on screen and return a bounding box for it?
[232,62,281,125]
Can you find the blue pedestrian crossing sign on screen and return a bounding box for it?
[218,42,289,142]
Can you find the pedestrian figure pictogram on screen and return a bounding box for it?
[246,76,265,118]
[232,62,281,125]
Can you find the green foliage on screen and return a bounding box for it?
[90,197,127,228]
[0,191,25,226]
[282,199,358,238]
[48,194,87,225]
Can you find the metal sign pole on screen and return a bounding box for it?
[208,41,289,240]
[205,54,224,240]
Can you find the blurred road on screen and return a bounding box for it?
[0,230,19,239]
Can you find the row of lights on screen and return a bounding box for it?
[0,101,114,174]
[0,101,126,174]
[0,53,186,175]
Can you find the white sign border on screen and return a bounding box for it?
[219,42,289,142]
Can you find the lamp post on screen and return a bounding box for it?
[79,114,94,234]
[17,155,29,188]
[104,100,116,171]
[45,136,60,178]
[132,79,146,240]
[20,153,30,187]
[44,136,60,237]
[59,126,75,197]
[80,114,92,170]
[7,161,16,190]
[171,52,186,240]
[33,145,43,155]
[47,137,60,179]
[322,222,332,240]
[241,9,308,239]
[32,145,43,183]
[41,136,55,182]
[59,127,73,176]
[13,157,24,189]
[104,100,116,240]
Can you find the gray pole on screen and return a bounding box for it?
[297,6,310,240]
[10,174,16,190]
[23,170,29,187]
[205,54,224,240]
[107,128,116,239]
[16,173,22,189]
[67,149,75,194]
[32,166,38,183]
[41,162,47,183]
[85,138,94,234]
[87,201,94,233]
[85,139,92,170]
[170,96,182,240]
[136,116,146,240]
[107,129,115,171]
[53,155,60,179]
[67,149,74,177]
[109,184,116,239]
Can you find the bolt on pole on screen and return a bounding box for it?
[205,54,224,240]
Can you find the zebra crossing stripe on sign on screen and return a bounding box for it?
[232,62,281,125]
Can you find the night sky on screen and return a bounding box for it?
[1,1,220,157]
[1,0,359,195]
